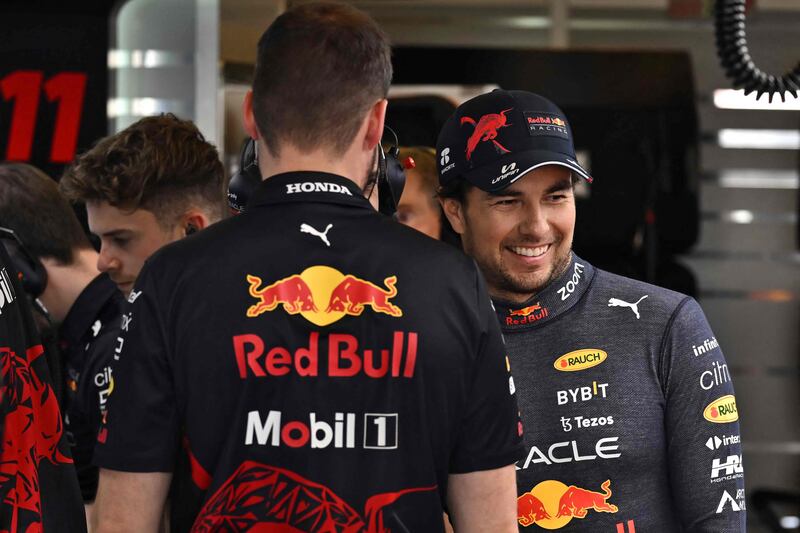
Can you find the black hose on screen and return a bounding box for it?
[714,0,800,102]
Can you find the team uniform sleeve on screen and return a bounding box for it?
[92,263,180,472]
[449,266,524,473]
[68,327,120,500]
[662,297,746,532]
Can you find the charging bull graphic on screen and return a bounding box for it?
[325,275,402,318]
[461,108,513,160]
[247,274,318,317]
[246,267,403,325]
[191,461,436,533]
[0,345,73,532]
[556,479,618,518]
[509,303,542,317]
[517,492,551,526]
[517,479,618,528]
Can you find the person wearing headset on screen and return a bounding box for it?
[0,163,125,523]
[59,113,227,298]
[91,3,522,533]
[0,229,87,532]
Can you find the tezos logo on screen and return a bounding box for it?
[703,395,738,423]
[554,349,607,372]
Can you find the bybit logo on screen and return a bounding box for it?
[556,381,608,405]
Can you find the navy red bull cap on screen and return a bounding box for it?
[436,89,593,192]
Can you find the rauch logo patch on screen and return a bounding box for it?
[554,349,607,372]
[704,395,739,423]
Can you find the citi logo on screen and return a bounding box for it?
[440,147,450,166]
[0,267,15,315]
[286,182,353,195]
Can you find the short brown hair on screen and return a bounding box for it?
[60,114,226,226]
[0,163,92,264]
[252,2,392,157]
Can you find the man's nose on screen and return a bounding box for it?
[97,245,119,273]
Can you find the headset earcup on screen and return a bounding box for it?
[227,138,262,214]
[0,229,47,297]
[378,145,406,217]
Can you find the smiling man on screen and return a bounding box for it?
[438,89,746,532]
[60,114,227,296]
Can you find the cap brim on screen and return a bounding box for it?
[462,150,593,193]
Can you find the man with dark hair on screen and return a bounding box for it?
[0,231,87,532]
[0,162,125,519]
[438,89,745,531]
[93,3,522,533]
[60,113,226,296]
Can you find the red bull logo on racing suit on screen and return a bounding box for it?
[517,479,618,529]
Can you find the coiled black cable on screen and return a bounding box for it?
[715,0,800,102]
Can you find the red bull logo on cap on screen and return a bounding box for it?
[247,266,402,326]
[517,479,618,529]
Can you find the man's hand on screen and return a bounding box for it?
[447,465,518,533]
[93,469,172,533]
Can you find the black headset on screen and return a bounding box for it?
[0,227,48,298]
[227,126,406,218]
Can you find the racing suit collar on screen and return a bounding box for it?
[248,171,373,210]
[492,254,595,332]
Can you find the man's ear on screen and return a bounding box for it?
[363,99,388,151]
[242,90,260,141]
[440,197,466,235]
[180,211,211,237]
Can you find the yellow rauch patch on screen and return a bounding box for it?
[704,394,739,423]
[554,349,607,372]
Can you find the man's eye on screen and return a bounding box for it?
[493,199,517,206]
[112,237,129,247]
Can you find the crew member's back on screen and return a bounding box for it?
[94,171,522,531]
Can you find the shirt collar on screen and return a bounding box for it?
[59,273,120,345]
[492,254,595,332]
[247,171,373,210]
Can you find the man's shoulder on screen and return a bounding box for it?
[590,267,691,318]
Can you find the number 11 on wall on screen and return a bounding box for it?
[1,70,87,163]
